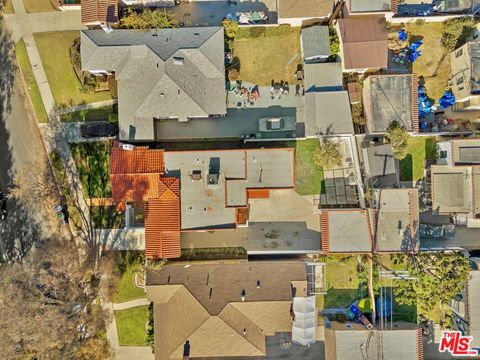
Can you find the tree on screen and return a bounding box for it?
[0,238,112,359]
[393,252,470,323]
[223,19,239,39]
[329,25,340,56]
[441,17,475,51]
[120,9,179,29]
[385,121,411,160]
[313,139,342,170]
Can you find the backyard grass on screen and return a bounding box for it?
[15,39,48,123]
[233,26,302,85]
[405,22,449,103]
[60,105,118,122]
[294,139,324,195]
[24,0,56,12]
[323,255,361,308]
[34,31,111,106]
[113,257,146,303]
[2,0,14,13]
[115,305,149,346]
[399,136,436,182]
[69,142,112,198]
[50,150,82,230]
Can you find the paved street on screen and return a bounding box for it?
[0,18,59,262]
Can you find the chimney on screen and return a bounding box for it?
[241,289,246,302]
[256,280,261,289]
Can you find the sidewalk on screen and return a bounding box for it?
[105,298,154,360]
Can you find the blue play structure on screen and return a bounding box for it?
[439,91,456,108]
[398,29,407,41]
[375,297,392,318]
[408,40,423,63]
[418,86,434,118]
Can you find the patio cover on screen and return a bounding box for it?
[292,296,317,345]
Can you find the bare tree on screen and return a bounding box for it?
[0,237,112,359]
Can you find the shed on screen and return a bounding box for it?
[301,25,330,63]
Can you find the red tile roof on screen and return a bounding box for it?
[145,178,181,259]
[81,0,118,24]
[111,174,160,202]
[110,146,164,175]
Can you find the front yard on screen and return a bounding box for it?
[233,26,302,86]
[60,105,118,122]
[113,251,146,303]
[34,31,112,106]
[114,305,149,346]
[16,39,48,123]
[399,136,436,182]
[294,139,324,196]
[69,142,112,198]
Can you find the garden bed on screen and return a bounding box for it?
[180,247,247,261]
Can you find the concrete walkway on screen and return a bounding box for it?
[104,298,154,360]
[112,298,149,311]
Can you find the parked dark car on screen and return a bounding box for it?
[80,122,118,138]
[0,191,7,220]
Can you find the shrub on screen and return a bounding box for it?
[414,18,425,26]
[385,121,411,160]
[228,68,239,81]
[313,140,342,170]
[441,17,475,51]
[329,25,340,56]
[223,19,239,39]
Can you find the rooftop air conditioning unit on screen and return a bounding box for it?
[191,170,202,181]
[122,143,135,151]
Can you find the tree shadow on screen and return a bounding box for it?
[399,154,413,182]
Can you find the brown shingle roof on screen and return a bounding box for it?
[278,0,333,18]
[146,261,307,315]
[337,15,388,70]
[81,0,118,24]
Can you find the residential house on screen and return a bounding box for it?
[362,143,400,189]
[277,0,334,26]
[320,209,374,253]
[80,0,118,27]
[450,257,480,350]
[342,0,393,15]
[436,138,480,166]
[324,322,423,360]
[363,74,419,133]
[430,165,480,224]
[81,27,227,141]
[301,25,330,63]
[110,144,296,259]
[146,261,311,360]
[374,188,420,252]
[450,41,480,110]
[302,61,354,136]
[335,15,388,73]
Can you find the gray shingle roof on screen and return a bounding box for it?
[349,0,391,12]
[304,62,343,92]
[81,28,227,141]
[301,26,330,61]
[304,91,353,136]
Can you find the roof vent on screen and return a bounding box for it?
[256,280,261,289]
[243,328,247,335]
[191,170,202,180]
[194,32,200,36]
[209,288,213,299]
[173,56,184,65]
[241,289,246,302]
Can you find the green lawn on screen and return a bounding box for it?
[318,255,362,309]
[115,305,148,346]
[24,0,56,12]
[295,139,324,195]
[50,150,82,230]
[233,26,302,86]
[34,31,111,106]
[113,252,146,303]
[400,136,436,181]
[60,105,118,122]
[15,39,48,123]
[69,142,112,198]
